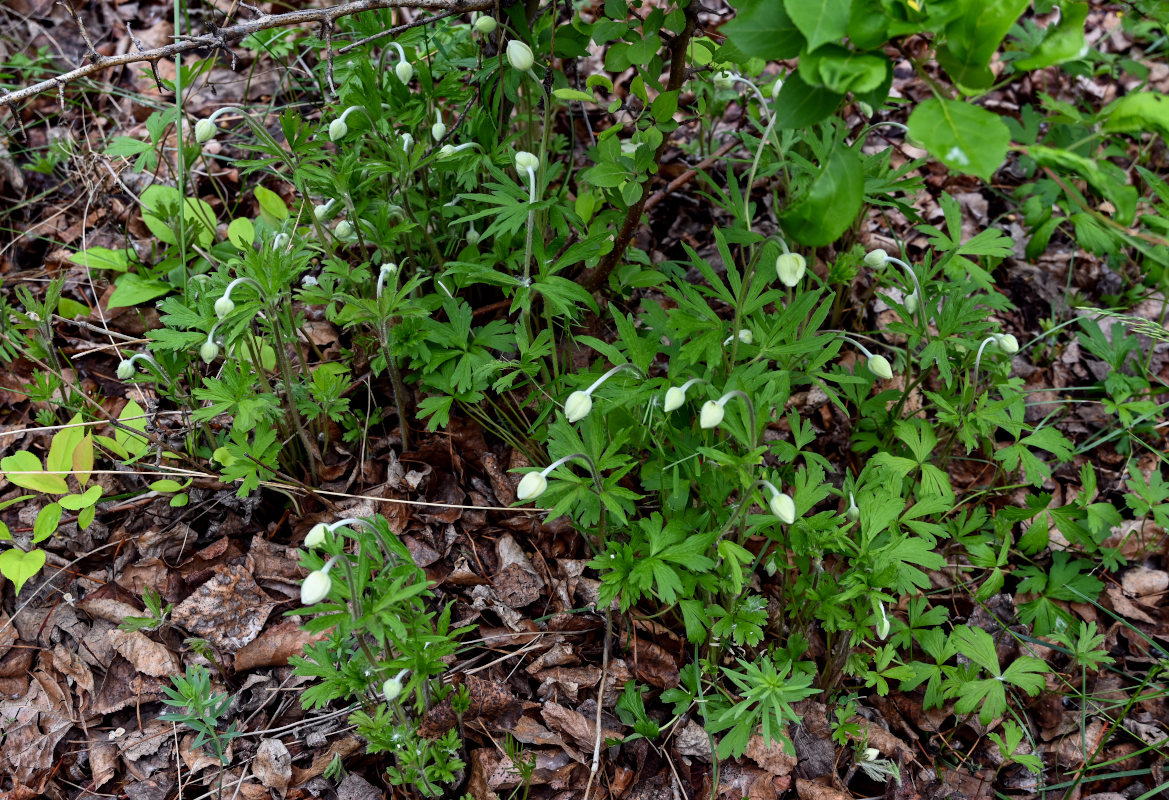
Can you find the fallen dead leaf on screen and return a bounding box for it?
[252,738,291,798]
[171,563,277,655]
[234,619,328,672]
[106,629,181,678]
[746,735,797,777]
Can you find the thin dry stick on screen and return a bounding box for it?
[0,0,493,111]
[584,607,613,800]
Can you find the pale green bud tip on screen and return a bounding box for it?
[313,202,333,222]
[737,329,753,345]
[304,523,327,548]
[431,120,447,141]
[864,248,889,268]
[466,227,481,245]
[699,400,724,429]
[199,340,219,364]
[564,390,593,423]
[770,79,784,99]
[875,608,890,640]
[473,15,497,34]
[516,471,547,501]
[663,386,686,412]
[867,354,893,380]
[846,493,859,523]
[863,747,880,762]
[335,221,354,239]
[439,144,455,158]
[214,296,235,319]
[328,119,348,142]
[769,492,796,525]
[904,290,919,316]
[713,70,735,90]
[395,60,414,83]
[116,360,135,380]
[194,119,216,144]
[507,40,535,71]
[775,252,806,287]
[382,676,403,704]
[995,333,1019,354]
[300,570,332,605]
[515,151,539,172]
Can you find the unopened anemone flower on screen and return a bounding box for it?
[561,363,643,424]
[662,378,705,413]
[775,252,806,287]
[867,354,894,380]
[300,555,339,605]
[758,480,796,524]
[514,453,598,504]
[507,40,535,71]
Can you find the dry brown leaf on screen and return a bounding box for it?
[0,669,75,785]
[290,735,363,787]
[540,701,623,763]
[49,642,94,695]
[89,739,117,789]
[252,738,291,798]
[746,735,797,777]
[179,731,230,773]
[1122,566,1168,600]
[235,619,328,672]
[105,629,180,678]
[795,777,853,800]
[171,563,277,655]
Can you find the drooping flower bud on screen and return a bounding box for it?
[903,290,919,316]
[737,329,753,345]
[300,570,332,605]
[875,602,890,640]
[382,676,403,704]
[846,493,859,523]
[663,386,686,412]
[994,333,1019,354]
[314,199,336,222]
[431,111,446,142]
[713,71,735,90]
[516,471,548,501]
[515,151,540,173]
[770,78,784,99]
[699,400,724,429]
[775,252,806,287]
[466,224,481,245]
[195,119,216,144]
[473,14,497,34]
[199,339,219,364]
[214,296,235,319]
[116,360,134,380]
[864,249,889,268]
[395,60,414,84]
[564,390,593,423]
[867,354,894,380]
[507,40,535,71]
[863,748,880,762]
[304,523,327,549]
[769,492,796,524]
[328,118,348,142]
[335,220,354,240]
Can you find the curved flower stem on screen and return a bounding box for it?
[885,255,928,333]
[715,390,757,450]
[583,362,645,396]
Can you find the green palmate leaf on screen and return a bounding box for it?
[1103,91,1169,140]
[936,0,1030,89]
[1014,1,1089,70]
[907,97,1010,181]
[1027,145,1137,225]
[108,273,171,309]
[1,450,68,494]
[782,0,848,52]
[797,45,889,95]
[778,144,863,246]
[723,0,804,60]
[0,547,47,594]
[772,72,843,129]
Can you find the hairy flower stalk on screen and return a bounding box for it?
[837,334,894,381]
[972,332,1020,385]
[865,248,928,330]
[214,277,263,319]
[563,363,645,423]
[116,352,166,381]
[438,142,481,159]
[515,452,600,503]
[516,150,541,285]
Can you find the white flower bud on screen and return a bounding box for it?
[775,252,806,287]
[737,329,753,345]
[335,220,354,240]
[846,493,859,523]
[328,119,348,142]
[515,151,540,172]
[994,333,1019,354]
[867,354,893,380]
[199,339,219,364]
[903,290,919,315]
[383,676,403,704]
[564,390,593,423]
[663,386,686,412]
[864,249,889,268]
[770,78,784,99]
[195,119,216,144]
[507,40,535,71]
[431,112,446,142]
[473,14,497,34]
[516,471,548,501]
[439,144,455,158]
[863,747,880,762]
[713,71,735,90]
[699,400,724,429]
[395,60,414,84]
[768,492,796,524]
[300,570,332,605]
[314,199,336,222]
[875,603,890,640]
[466,225,481,245]
[116,360,134,380]
[304,523,327,549]
[214,296,235,319]
[401,132,413,151]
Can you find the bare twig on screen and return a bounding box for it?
[0,0,493,113]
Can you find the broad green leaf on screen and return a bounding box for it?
[68,246,130,272]
[1103,91,1169,140]
[149,479,187,492]
[650,90,678,123]
[57,298,89,319]
[553,88,596,103]
[723,0,804,60]
[936,0,1030,90]
[140,184,215,248]
[74,433,93,486]
[778,145,863,246]
[116,400,150,458]
[1,451,67,494]
[78,503,96,530]
[170,493,190,508]
[772,72,842,129]
[59,485,102,511]
[32,503,62,543]
[254,186,289,224]
[907,97,1010,181]
[46,415,85,475]
[782,0,848,52]
[108,273,171,309]
[1015,1,1089,70]
[0,548,47,594]
[227,218,255,249]
[797,45,889,95]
